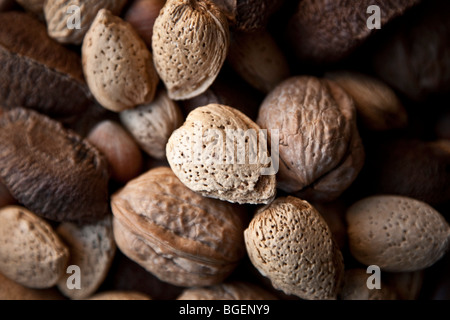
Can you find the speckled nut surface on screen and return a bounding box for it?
[257,76,364,202]
[166,104,277,205]
[244,196,344,300]
[326,71,407,131]
[82,9,159,112]
[0,108,110,223]
[346,195,450,272]
[152,0,229,100]
[177,282,277,300]
[0,271,64,300]
[340,269,397,300]
[120,89,183,159]
[111,167,246,287]
[0,206,69,289]
[45,0,128,45]
[56,216,116,300]
[89,291,151,300]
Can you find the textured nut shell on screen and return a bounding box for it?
[288,0,421,64]
[111,167,246,287]
[244,196,344,300]
[87,120,143,183]
[346,195,450,272]
[167,104,276,205]
[120,90,183,159]
[228,30,290,93]
[0,271,64,300]
[177,282,277,300]
[45,0,128,45]
[0,206,69,288]
[89,291,151,300]
[340,269,397,300]
[15,0,44,14]
[82,9,159,112]
[152,0,229,100]
[257,76,364,201]
[0,12,93,117]
[56,216,116,300]
[0,108,110,223]
[326,71,407,131]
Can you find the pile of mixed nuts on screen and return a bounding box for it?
[0,0,449,301]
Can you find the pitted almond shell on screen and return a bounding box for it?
[0,206,69,289]
[152,0,229,100]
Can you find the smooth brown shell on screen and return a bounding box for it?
[111,167,246,287]
[152,0,229,100]
[257,76,364,202]
[0,206,69,288]
[177,282,277,300]
[167,104,277,205]
[346,195,450,272]
[244,196,345,300]
[0,108,110,223]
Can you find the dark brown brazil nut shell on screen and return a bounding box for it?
[0,108,109,223]
[0,12,93,117]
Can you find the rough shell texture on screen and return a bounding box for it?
[257,76,364,202]
[288,0,421,64]
[367,139,450,205]
[124,0,166,48]
[89,291,151,300]
[111,167,246,287]
[120,89,183,160]
[0,206,69,288]
[228,30,290,93]
[244,196,345,300]
[0,12,93,118]
[346,195,450,272]
[15,0,44,14]
[177,282,277,300]
[212,0,284,31]
[82,9,159,112]
[326,71,407,131]
[167,104,277,205]
[152,0,229,100]
[0,108,110,223]
[373,0,450,101]
[340,269,397,300]
[57,216,116,300]
[0,272,64,300]
[87,120,143,183]
[45,0,128,45]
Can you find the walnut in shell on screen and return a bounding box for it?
[56,216,116,300]
[0,108,110,223]
[244,196,345,300]
[346,195,450,272]
[120,89,184,160]
[257,76,365,202]
[111,167,246,287]
[177,282,277,300]
[82,9,159,112]
[44,0,128,45]
[152,0,229,100]
[0,206,69,289]
[166,104,277,205]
